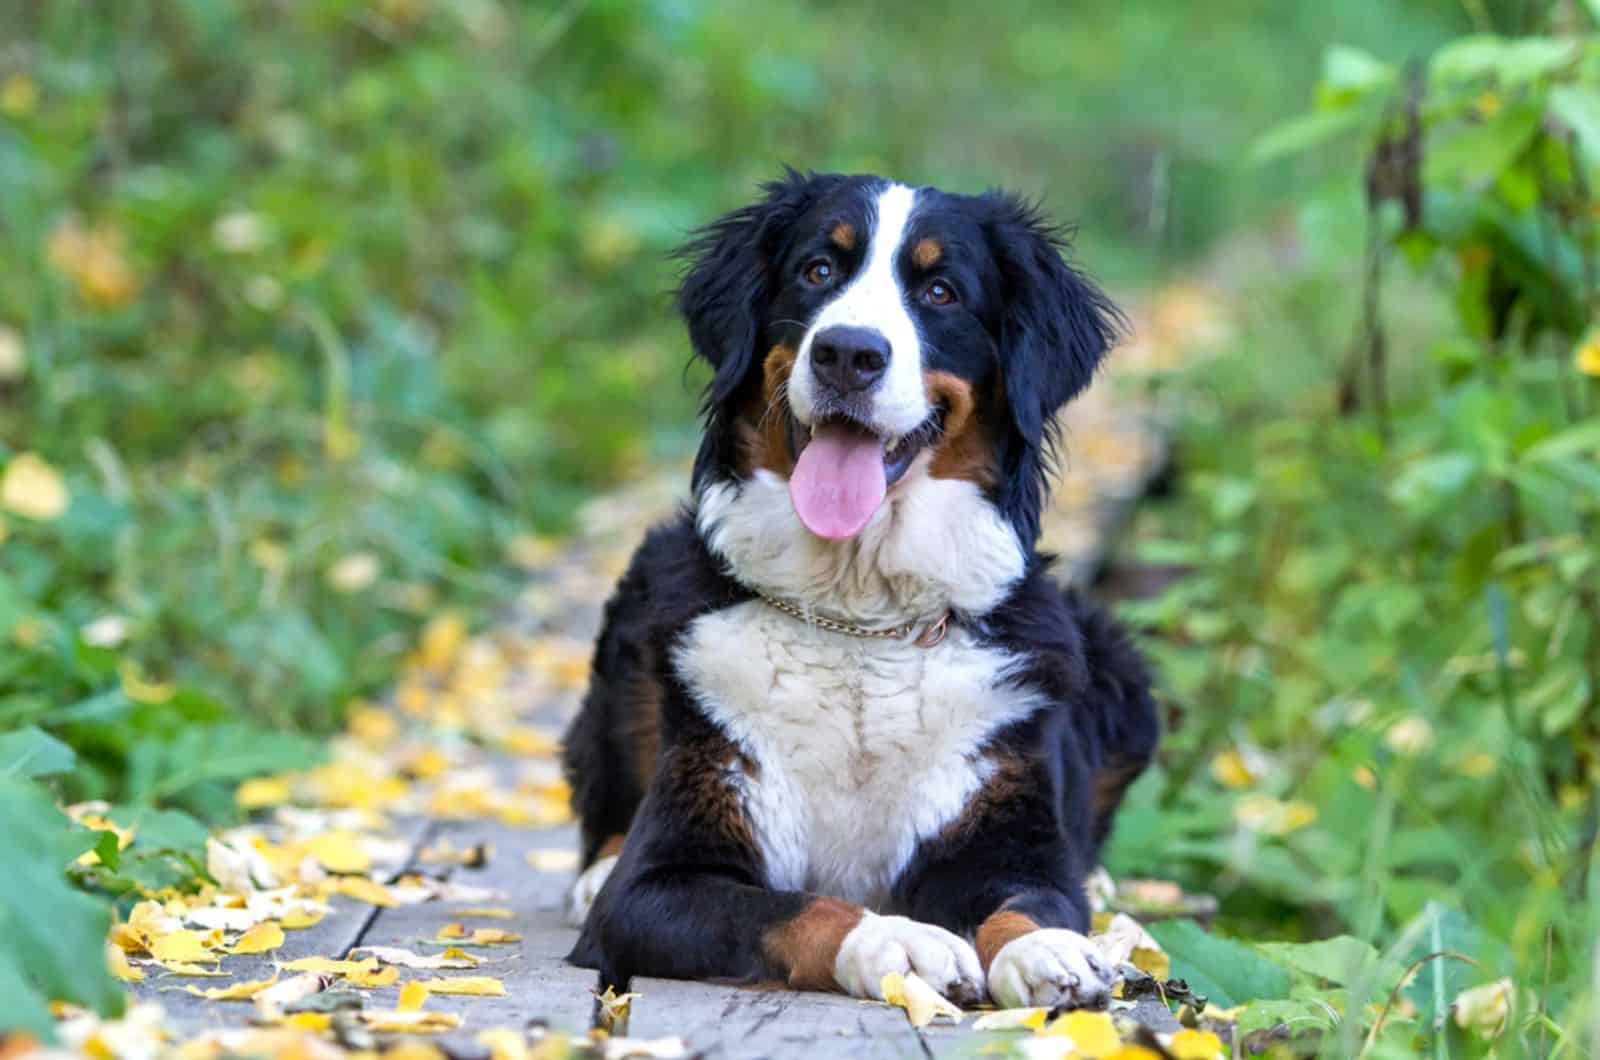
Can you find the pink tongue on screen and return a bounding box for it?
[789,422,887,540]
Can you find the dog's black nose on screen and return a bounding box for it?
[811,326,889,395]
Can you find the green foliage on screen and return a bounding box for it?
[0,779,124,1040]
[1113,9,1600,1053]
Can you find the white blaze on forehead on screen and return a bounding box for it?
[790,183,930,437]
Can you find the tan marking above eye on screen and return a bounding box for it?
[829,223,856,251]
[912,238,943,269]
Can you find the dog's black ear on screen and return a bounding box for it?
[677,170,823,408]
[984,193,1125,541]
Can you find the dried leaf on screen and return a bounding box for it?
[353,946,480,970]
[254,972,332,1017]
[231,921,285,955]
[281,906,326,930]
[156,961,230,977]
[184,977,278,1002]
[599,1038,687,1059]
[1162,1028,1226,1059]
[595,986,636,1036]
[467,928,521,945]
[281,956,381,976]
[452,907,515,920]
[106,944,144,983]
[302,830,372,874]
[1040,1010,1121,1056]
[971,1007,1048,1030]
[880,971,962,1027]
[357,1010,462,1034]
[150,931,219,964]
[524,849,580,873]
[398,981,431,1012]
[344,965,401,988]
[334,876,398,907]
[417,976,506,997]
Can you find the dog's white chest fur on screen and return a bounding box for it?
[675,602,1043,907]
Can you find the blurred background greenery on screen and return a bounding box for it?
[2,0,1597,1053]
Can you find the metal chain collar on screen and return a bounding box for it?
[755,592,950,648]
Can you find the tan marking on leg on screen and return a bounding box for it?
[762,896,865,991]
[976,909,1040,972]
[912,237,943,269]
[736,344,798,477]
[830,223,856,251]
[925,371,998,488]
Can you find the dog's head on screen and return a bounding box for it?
[680,170,1122,547]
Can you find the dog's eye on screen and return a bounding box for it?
[924,280,957,306]
[802,259,834,286]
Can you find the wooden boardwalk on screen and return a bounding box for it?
[126,309,1188,1057]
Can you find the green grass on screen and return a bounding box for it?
[11,0,1597,1051]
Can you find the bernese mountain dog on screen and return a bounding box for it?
[561,171,1159,1012]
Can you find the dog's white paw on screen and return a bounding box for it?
[564,854,618,926]
[833,913,984,1006]
[988,929,1114,1010]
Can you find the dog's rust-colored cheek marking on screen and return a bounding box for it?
[596,834,626,860]
[1091,755,1145,819]
[762,896,865,991]
[925,371,999,488]
[736,344,799,478]
[830,223,857,252]
[912,238,943,270]
[976,909,1041,972]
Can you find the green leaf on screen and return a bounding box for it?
[0,778,125,1035]
[1431,35,1578,86]
[1248,107,1373,166]
[1320,45,1394,103]
[1236,993,1344,1043]
[1146,918,1291,1008]
[1551,85,1600,167]
[1523,419,1600,463]
[1424,106,1542,188]
[1258,936,1407,991]
[0,726,77,778]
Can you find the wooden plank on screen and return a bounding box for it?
[627,978,929,1060]
[347,819,598,1040]
[126,814,434,1031]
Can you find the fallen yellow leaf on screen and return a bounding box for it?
[453,907,515,920]
[1041,1010,1121,1056]
[282,1012,333,1032]
[253,972,331,1017]
[302,830,372,874]
[184,977,278,1002]
[150,930,218,964]
[156,962,230,977]
[501,726,561,757]
[970,1007,1048,1030]
[398,981,431,1012]
[1164,1028,1226,1059]
[880,971,962,1027]
[525,849,580,873]
[1,452,69,521]
[1209,748,1256,789]
[345,964,401,988]
[352,946,480,970]
[435,923,468,940]
[358,1011,462,1034]
[418,976,507,997]
[231,921,285,955]
[1453,978,1514,1040]
[106,944,144,982]
[468,928,521,945]
[280,956,380,976]
[281,906,325,930]
[334,876,398,907]
[236,776,294,810]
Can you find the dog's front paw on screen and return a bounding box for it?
[564,854,619,927]
[833,913,984,1006]
[988,928,1114,1010]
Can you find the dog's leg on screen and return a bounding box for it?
[571,740,982,1003]
[565,834,625,926]
[891,746,1114,1011]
